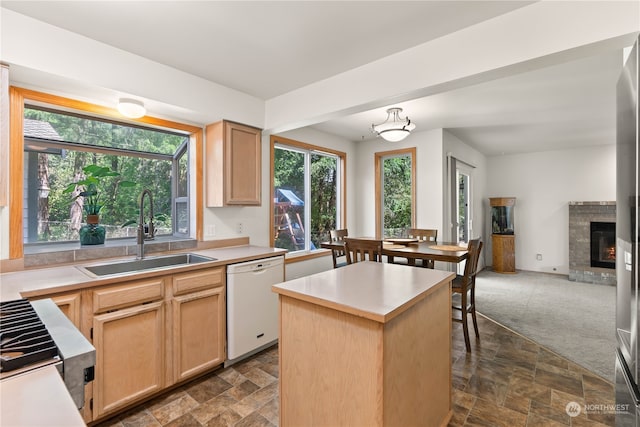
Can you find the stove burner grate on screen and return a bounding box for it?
[0,299,59,373]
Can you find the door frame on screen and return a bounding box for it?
[374,147,416,239]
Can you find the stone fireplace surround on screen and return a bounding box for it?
[568,201,616,285]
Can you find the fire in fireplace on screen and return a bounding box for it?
[591,221,616,269]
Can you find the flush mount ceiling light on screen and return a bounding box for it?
[117,98,146,118]
[371,107,416,142]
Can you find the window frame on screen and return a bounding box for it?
[173,138,190,237]
[269,135,346,256]
[374,147,416,239]
[8,87,203,259]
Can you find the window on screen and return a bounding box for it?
[8,86,203,259]
[22,106,190,244]
[375,148,416,238]
[271,136,345,253]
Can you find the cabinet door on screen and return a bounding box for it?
[206,120,261,206]
[492,234,516,273]
[225,121,261,205]
[172,286,225,382]
[32,292,82,328]
[92,301,164,419]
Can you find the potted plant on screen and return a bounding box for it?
[63,164,135,245]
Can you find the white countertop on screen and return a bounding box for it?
[0,365,85,427]
[0,245,286,301]
[272,261,454,323]
[0,244,286,425]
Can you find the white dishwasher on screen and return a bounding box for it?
[226,255,284,365]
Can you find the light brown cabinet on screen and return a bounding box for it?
[490,197,516,274]
[91,278,165,418]
[82,267,225,421]
[28,267,227,422]
[171,269,225,382]
[492,234,516,274]
[93,301,165,418]
[32,291,82,328]
[206,120,262,207]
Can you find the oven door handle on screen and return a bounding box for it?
[618,348,640,405]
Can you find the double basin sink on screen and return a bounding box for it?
[79,253,216,277]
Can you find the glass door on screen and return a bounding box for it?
[457,168,471,244]
[450,160,473,274]
[374,148,415,239]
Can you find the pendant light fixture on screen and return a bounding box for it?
[117,98,146,118]
[371,107,416,142]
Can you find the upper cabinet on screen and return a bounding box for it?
[206,120,261,207]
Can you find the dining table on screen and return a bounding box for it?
[320,237,469,267]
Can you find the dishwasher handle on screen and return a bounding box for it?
[227,256,284,274]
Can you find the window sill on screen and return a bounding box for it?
[23,236,197,268]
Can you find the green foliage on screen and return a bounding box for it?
[25,107,185,242]
[383,156,412,236]
[273,147,338,250]
[63,164,136,216]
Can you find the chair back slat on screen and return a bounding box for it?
[460,238,483,288]
[330,229,348,243]
[328,229,349,268]
[344,238,383,264]
[407,228,437,242]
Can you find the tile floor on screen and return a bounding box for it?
[94,314,615,427]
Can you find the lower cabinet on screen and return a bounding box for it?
[86,267,226,421]
[93,301,165,418]
[492,234,516,273]
[172,287,225,382]
[32,291,82,328]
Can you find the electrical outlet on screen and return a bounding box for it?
[206,225,216,236]
[536,253,542,261]
[236,222,243,234]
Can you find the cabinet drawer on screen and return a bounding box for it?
[93,278,165,313]
[172,268,224,296]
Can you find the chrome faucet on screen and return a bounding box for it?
[137,189,155,259]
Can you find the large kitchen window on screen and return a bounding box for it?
[22,105,190,244]
[271,136,345,254]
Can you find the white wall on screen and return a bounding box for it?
[202,127,357,256]
[353,129,444,237]
[486,144,615,274]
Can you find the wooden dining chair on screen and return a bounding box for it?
[344,237,383,264]
[407,228,438,268]
[452,238,483,352]
[329,229,349,268]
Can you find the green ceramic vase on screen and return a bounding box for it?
[79,223,106,245]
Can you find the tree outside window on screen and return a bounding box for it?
[375,148,415,238]
[23,107,190,243]
[272,139,344,252]
[382,155,413,237]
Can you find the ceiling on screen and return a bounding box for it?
[313,49,623,155]
[1,1,627,156]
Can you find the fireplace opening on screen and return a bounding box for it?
[590,221,616,269]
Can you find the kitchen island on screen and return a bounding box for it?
[272,261,454,427]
